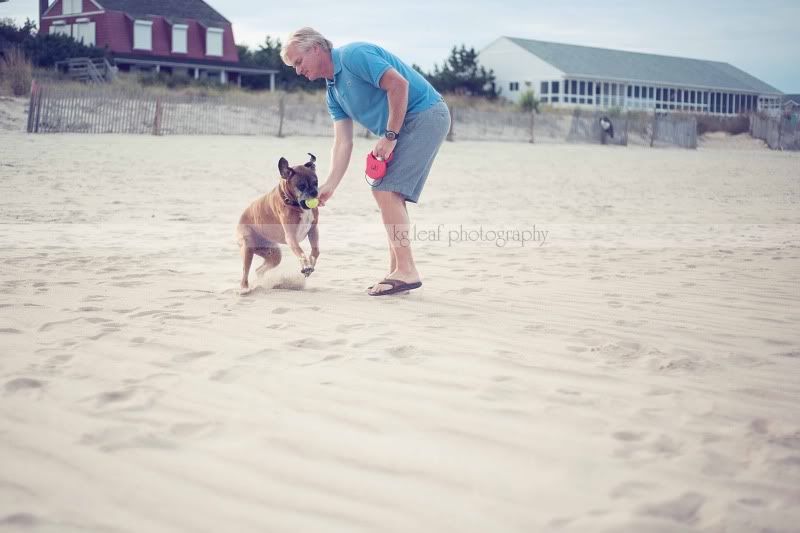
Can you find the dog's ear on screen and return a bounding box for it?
[278,157,294,179]
[304,152,317,170]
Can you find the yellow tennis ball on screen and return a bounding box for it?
[304,198,319,209]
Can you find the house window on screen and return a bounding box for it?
[172,24,188,54]
[551,81,559,94]
[540,82,549,95]
[74,18,95,46]
[63,0,81,15]
[206,27,223,57]
[134,20,153,51]
[509,82,519,92]
[49,21,71,36]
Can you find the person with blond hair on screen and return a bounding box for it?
[282,28,450,296]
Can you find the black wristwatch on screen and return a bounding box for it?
[384,129,399,141]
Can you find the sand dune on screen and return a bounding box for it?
[1,129,799,532]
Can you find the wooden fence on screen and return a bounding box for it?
[27,82,301,136]
[27,82,700,149]
[446,107,697,148]
[750,113,800,150]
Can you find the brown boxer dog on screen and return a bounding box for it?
[236,153,320,291]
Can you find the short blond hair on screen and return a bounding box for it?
[281,27,333,65]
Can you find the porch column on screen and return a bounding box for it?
[270,73,275,92]
[194,68,199,80]
[220,70,227,84]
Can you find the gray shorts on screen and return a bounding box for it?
[372,100,451,203]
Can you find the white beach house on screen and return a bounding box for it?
[479,37,783,116]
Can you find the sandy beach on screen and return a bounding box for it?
[1,116,799,532]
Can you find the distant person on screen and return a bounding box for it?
[281,28,450,296]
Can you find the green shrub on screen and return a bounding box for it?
[1,19,105,69]
[518,90,539,113]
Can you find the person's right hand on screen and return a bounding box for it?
[318,181,336,206]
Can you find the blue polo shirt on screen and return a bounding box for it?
[325,42,442,136]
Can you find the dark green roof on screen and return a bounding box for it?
[505,37,782,95]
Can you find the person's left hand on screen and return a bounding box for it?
[372,137,397,160]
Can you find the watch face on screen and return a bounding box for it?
[385,130,397,141]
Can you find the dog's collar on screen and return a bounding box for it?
[281,189,311,210]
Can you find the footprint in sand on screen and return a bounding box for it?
[4,378,45,395]
[173,350,214,363]
[636,492,706,525]
[0,514,38,527]
[287,337,326,350]
[300,353,345,366]
[169,422,218,438]
[614,432,682,461]
[210,366,249,383]
[613,431,646,442]
[457,287,482,295]
[336,323,366,334]
[38,318,82,332]
[80,426,175,452]
[386,345,418,359]
[567,345,588,353]
[737,497,766,507]
[610,481,657,499]
[591,341,644,363]
[86,386,160,412]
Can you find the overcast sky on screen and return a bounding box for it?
[3,0,798,92]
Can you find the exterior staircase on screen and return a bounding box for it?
[55,57,117,83]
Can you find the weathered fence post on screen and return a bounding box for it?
[528,110,535,144]
[622,111,630,146]
[27,80,38,133]
[153,96,163,136]
[277,95,285,138]
[650,110,657,147]
[446,104,454,142]
[33,84,44,133]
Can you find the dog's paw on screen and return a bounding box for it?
[301,267,315,278]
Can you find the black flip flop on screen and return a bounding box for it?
[368,278,422,296]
